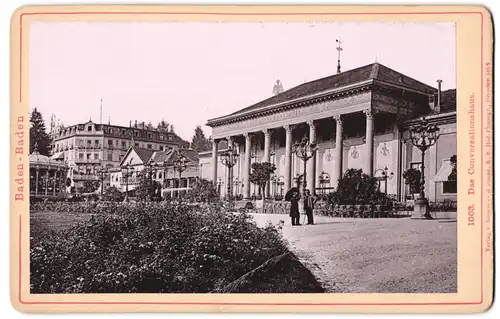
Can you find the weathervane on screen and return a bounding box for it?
[336,39,343,74]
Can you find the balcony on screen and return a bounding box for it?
[72,173,99,181]
[74,159,101,164]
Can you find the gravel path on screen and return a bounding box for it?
[250,213,457,293]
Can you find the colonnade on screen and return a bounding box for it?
[212,109,376,198]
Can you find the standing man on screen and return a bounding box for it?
[289,192,301,226]
[304,189,315,225]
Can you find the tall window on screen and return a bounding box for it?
[147,144,152,149]
[94,153,99,160]
[107,153,113,161]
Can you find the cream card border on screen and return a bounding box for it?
[9,5,494,313]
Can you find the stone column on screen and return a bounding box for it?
[243,132,252,199]
[284,125,293,194]
[262,129,271,198]
[306,120,317,194]
[35,168,39,196]
[53,171,57,196]
[334,115,343,187]
[211,139,218,185]
[364,109,375,176]
[45,169,49,195]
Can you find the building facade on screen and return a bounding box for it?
[205,63,457,203]
[50,120,187,192]
[108,146,200,197]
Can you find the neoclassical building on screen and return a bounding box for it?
[204,63,457,203]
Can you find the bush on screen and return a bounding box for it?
[30,202,298,293]
[102,186,125,202]
[182,179,219,203]
[328,169,391,206]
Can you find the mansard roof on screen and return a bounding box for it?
[206,62,438,127]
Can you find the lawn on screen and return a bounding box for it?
[251,214,457,293]
[30,210,94,239]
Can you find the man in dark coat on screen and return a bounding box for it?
[304,189,315,225]
[289,192,301,226]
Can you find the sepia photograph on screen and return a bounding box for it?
[27,20,458,295]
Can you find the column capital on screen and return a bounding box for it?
[243,132,252,139]
[262,128,272,137]
[306,120,316,127]
[283,124,293,134]
[363,109,376,119]
[333,114,343,124]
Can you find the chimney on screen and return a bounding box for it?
[436,79,443,112]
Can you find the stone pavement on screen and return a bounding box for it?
[250,213,457,293]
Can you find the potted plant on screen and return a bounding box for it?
[248,162,276,210]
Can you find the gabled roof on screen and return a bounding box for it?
[149,148,199,165]
[119,146,155,166]
[207,62,438,126]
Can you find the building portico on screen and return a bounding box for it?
[206,63,456,203]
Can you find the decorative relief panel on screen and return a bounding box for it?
[212,92,371,137]
[347,145,365,169]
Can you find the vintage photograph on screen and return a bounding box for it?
[28,21,457,294]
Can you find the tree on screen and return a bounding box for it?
[183,178,219,203]
[448,154,457,181]
[329,169,382,205]
[157,119,170,132]
[403,168,422,197]
[29,108,51,155]
[191,126,211,153]
[135,171,162,202]
[102,186,125,202]
[248,162,276,198]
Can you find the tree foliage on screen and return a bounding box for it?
[448,154,457,181]
[30,107,51,155]
[190,126,211,153]
[78,180,100,194]
[134,172,162,202]
[157,119,171,132]
[328,169,387,205]
[183,178,219,203]
[403,168,422,194]
[249,162,276,197]
[102,186,125,202]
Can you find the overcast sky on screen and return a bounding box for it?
[30,21,455,141]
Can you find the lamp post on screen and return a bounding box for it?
[374,167,395,193]
[292,136,318,195]
[173,152,187,197]
[220,145,239,199]
[409,117,440,219]
[95,165,109,195]
[121,161,135,202]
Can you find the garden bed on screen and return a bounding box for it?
[30,202,323,293]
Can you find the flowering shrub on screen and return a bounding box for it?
[30,202,316,293]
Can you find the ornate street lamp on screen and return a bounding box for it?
[173,152,188,193]
[374,166,394,194]
[121,160,135,202]
[95,165,109,195]
[409,117,440,219]
[292,136,318,195]
[220,145,239,199]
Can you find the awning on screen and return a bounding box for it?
[433,160,454,182]
[50,152,64,160]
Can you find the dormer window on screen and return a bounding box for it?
[87,126,92,132]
